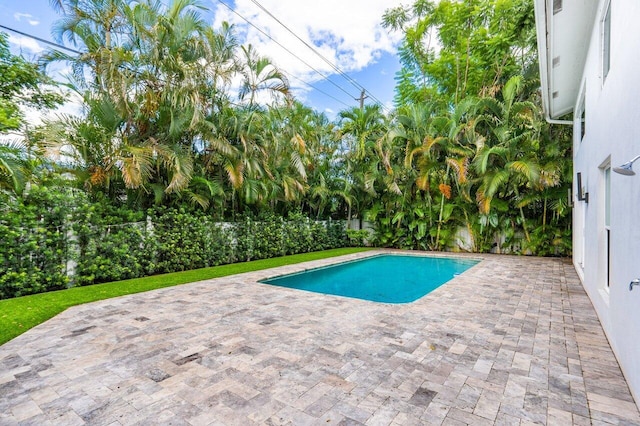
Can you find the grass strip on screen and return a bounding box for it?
[0,247,372,345]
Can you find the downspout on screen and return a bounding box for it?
[545,115,573,125]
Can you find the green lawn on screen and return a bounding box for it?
[0,247,372,345]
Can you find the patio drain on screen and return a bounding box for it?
[173,352,202,366]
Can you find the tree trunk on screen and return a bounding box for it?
[514,187,531,243]
[435,164,451,250]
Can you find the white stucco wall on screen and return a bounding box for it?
[572,0,640,405]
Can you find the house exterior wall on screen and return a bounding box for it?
[572,0,640,404]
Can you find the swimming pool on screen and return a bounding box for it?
[260,254,479,303]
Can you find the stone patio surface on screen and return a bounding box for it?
[1,250,639,426]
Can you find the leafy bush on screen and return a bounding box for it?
[0,200,348,299]
[252,212,285,260]
[74,202,150,285]
[327,220,348,248]
[0,186,78,299]
[346,229,371,247]
[283,211,314,254]
[234,214,256,262]
[74,222,150,285]
[151,207,234,273]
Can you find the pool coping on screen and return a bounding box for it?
[257,250,484,305]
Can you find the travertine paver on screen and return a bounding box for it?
[0,250,638,425]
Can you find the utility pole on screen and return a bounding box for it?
[355,89,368,109]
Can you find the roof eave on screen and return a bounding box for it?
[534,0,601,121]
[534,0,554,118]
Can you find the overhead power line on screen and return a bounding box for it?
[283,70,351,109]
[0,24,81,55]
[248,1,360,92]
[1,13,380,111]
[247,0,389,111]
[216,0,359,103]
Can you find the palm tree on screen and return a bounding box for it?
[337,105,393,226]
[338,105,386,160]
[43,0,240,205]
[388,102,452,249]
[200,22,241,108]
[46,0,131,98]
[472,75,541,244]
[0,141,29,195]
[48,0,65,12]
[202,105,272,213]
[260,105,311,211]
[238,45,290,107]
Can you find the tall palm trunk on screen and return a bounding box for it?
[435,163,451,250]
[514,186,531,243]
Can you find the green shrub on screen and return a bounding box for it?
[152,208,209,273]
[326,219,347,248]
[346,229,371,247]
[74,202,150,285]
[74,223,150,285]
[234,214,255,262]
[283,211,313,254]
[253,212,285,259]
[0,186,77,299]
[1,199,349,299]
[205,223,234,266]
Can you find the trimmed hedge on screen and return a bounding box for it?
[0,193,349,299]
[0,187,73,298]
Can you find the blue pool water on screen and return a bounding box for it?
[260,254,479,303]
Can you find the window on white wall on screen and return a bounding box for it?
[578,92,586,141]
[604,165,611,287]
[602,1,611,81]
[605,167,611,228]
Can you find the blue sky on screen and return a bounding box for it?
[1,0,402,119]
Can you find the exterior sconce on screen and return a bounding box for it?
[577,172,589,203]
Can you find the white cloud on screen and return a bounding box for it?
[13,12,40,26]
[210,0,401,99]
[48,64,74,82]
[0,87,82,147]
[21,87,83,129]
[8,34,44,54]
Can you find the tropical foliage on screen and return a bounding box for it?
[0,0,573,299]
[0,189,348,299]
[373,0,571,255]
[0,33,62,133]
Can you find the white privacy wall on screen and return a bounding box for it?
[572,0,640,404]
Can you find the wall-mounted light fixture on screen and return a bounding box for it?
[576,172,589,203]
[613,155,640,176]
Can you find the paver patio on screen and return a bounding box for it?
[0,250,638,425]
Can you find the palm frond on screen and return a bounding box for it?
[475,187,491,214]
[507,159,540,184]
[109,144,154,190]
[224,160,244,189]
[473,145,508,174]
[446,157,469,184]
